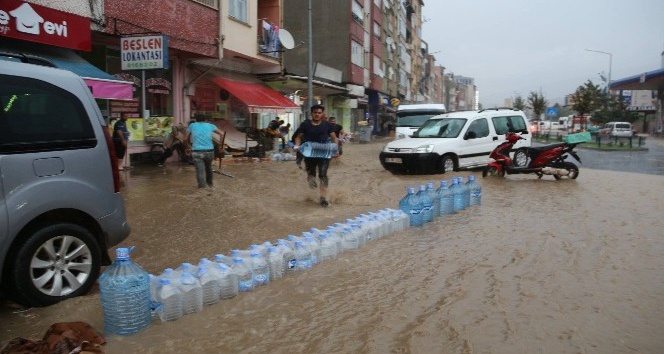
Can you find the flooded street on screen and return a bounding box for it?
[2,140,663,353]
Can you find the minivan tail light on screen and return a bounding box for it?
[102,127,121,192]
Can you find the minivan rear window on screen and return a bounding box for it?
[0,75,96,154]
[492,115,527,135]
[615,123,631,130]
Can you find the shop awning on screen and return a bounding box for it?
[211,77,300,114]
[1,40,133,100]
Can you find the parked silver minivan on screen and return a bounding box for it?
[0,55,130,306]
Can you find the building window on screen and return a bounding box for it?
[373,55,384,76]
[352,1,364,25]
[191,0,218,9]
[230,0,248,23]
[373,22,381,38]
[351,40,364,67]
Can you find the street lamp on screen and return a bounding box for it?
[585,48,612,96]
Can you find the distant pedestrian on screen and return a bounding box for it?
[293,104,339,207]
[328,117,345,156]
[185,117,225,188]
[291,124,304,169]
[279,123,291,150]
[112,115,130,170]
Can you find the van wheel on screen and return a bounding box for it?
[440,155,455,173]
[4,223,101,307]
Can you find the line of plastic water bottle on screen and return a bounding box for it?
[147,207,411,323]
[399,174,482,227]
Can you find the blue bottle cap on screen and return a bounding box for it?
[115,247,129,260]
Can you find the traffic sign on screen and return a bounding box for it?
[546,107,558,118]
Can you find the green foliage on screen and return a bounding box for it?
[527,91,548,120]
[572,80,603,117]
[513,96,526,111]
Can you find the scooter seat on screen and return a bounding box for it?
[528,143,566,152]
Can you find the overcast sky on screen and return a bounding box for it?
[421,0,664,108]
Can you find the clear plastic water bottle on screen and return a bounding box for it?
[341,226,359,250]
[276,239,297,271]
[148,274,159,313]
[99,247,152,335]
[196,265,221,306]
[155,278,183,322]
[437,180,454,215]
[299,141,337,158]
[267,246,285,280]
[176,272,203,315]
[216,263,239,299]
[317,232,338,261]
[466,174,482,206]
[293,241,313,270]
[303,235,321,264]
[325,226,344,255]
[417,184,433,223]
[349,223,366,247]
[249,252,270,286]
[459,176,471,208]
[160,267,178,280]
[175,262,197,277]
[399,187,424,227]
[451,177,465,212]
[232,257,254,292]
[426,182,441,218]
[214,253,234,268]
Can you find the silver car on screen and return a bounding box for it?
[0,54,130,307]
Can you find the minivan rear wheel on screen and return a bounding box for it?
[4,223,101,307]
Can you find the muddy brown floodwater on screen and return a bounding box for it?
[1,139,663,354]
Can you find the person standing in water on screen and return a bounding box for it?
[293,104,339,207]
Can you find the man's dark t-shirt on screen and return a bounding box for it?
[298,119,334,143]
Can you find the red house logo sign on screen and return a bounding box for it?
[0,0,91,51]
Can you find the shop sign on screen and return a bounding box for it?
[121,35,169,70]
[0,0,91,51]
[145,116,174,138]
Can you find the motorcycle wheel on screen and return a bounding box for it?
[512,148,529,167]
[482,166,504,178]
[554,162,579,180]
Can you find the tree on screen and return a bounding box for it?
[591,94,639,126]
[572,80,602,116]
[513,96,526,111]
[527,91,548,121]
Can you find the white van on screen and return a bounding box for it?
[599,122,633,137]
[380,108,531,174]
[395,104,446,139]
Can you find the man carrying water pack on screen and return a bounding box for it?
[293,104,339,207]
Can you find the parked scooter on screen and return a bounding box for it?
[483,132,581,180]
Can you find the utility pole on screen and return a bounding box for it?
[306,0,313,117]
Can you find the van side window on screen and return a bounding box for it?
[0,75,95,154]
[492,115,526,135]
[467,118,489,138]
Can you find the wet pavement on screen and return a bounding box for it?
[1,138,663,354]
[534,135,664,176]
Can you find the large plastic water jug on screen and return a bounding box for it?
[99,247,152,335]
